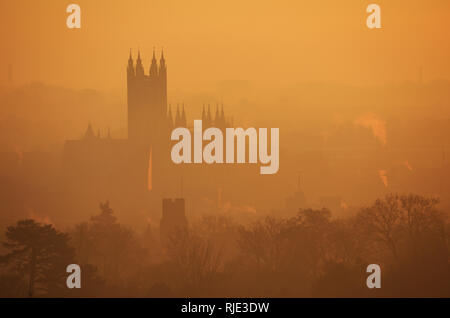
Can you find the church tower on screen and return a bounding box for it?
[127,49,168,145]
[126,49,170,193]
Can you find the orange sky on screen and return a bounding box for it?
[1,0,449,94]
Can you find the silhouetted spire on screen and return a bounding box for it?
[150,47,158,77]
[135,49,144,77]
[127,49,135,77]
[219,104,226,128]
[84,122,95,139]
[215,104,220,125]
[181,104,187,126]
[137,50,142,63]
[206,104,212,127]
[107,127,111,139]
[175,104,182,127]
[159,49,166,76]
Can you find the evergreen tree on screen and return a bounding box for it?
[0,219,75,297]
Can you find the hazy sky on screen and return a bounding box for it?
[1,0,449,94]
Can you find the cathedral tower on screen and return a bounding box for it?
[127,49,170,193]
[127,49,168,146]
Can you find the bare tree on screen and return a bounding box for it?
[399,194,441,258]
[166,227,223,296]
[358,194,403,260]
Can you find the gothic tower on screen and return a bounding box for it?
[127,49,168,146]
[127,49,170,193]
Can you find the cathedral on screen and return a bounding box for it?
[62,50,233,218]
[126,49,230,146]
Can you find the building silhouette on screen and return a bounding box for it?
[160,198,187,244]
[62,49,233,218]
[127,49,170,147]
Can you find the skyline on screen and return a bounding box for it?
[0,1,449,300]
[1,47,450,226]
[1,0,450,93]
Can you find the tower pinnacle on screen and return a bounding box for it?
[127,49,135,76]
[150,47,158,77]
[135,49,144,77]
[181,103,187,126]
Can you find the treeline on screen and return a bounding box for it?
[0,193,449,297]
